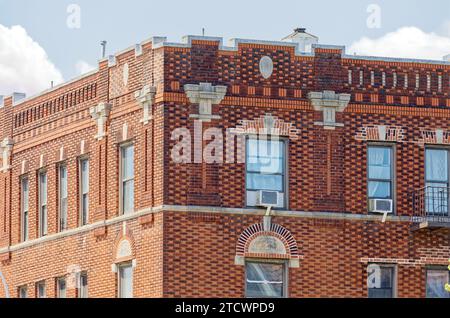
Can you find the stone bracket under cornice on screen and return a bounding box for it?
[90,102,112,141]
[308,91,351,130]
[184,82,227,122]
[135,85,157,125]
[0,137,14,173]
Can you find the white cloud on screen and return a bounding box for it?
[75,60,96,76]
[0,24,64,97]
[348,26,450,61]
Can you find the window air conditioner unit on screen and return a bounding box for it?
[369,199,393,214]
[256,190,279,207]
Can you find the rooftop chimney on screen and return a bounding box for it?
[282,27,318,53]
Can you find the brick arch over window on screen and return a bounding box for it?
[235,223,300,268]
[112,226,136,264]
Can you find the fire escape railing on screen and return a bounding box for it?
[412,186,450,223]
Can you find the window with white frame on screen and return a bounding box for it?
[118,263,133,298]
[78,272,88,298]
[21,177,29,242]
[58,165,68,231]
[38,171,48,237]
[79,158,89,226]
[367,146,394,202]
[18,285,27,298]
[367,264,395,298]
[120,144,134,215]
[36,281,46,298]
[426,268,450,298]
[393,72,397,88]
[57,277,67,298]
[246,138,286,208]
[245,261,286,298]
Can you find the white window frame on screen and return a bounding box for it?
[58,164,68,231]
[118,262,133,298]
[78,272,88,298]
[57,277,67,298]
[367,144,395,210]
[38,171,48,237]
[79,158,89,226]
[119,143,135,215]
[18,285,27,298]
[245,136,288,209]
[20,176,29,242]
[244,260,288,298]
[36,281,46,298]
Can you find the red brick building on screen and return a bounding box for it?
[0,29,449,298]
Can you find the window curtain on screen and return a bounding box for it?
[426,270,449,298]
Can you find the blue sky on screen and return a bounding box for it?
[0,0,449,96]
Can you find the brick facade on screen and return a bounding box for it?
[0,35,449,298]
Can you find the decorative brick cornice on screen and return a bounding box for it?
[135,85,157,125]
[0,137,14,173]
[89,102,112,140]
[308,91,351,129]
[184,82,227,122]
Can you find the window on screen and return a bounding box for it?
[120,145,134,215]
[370,71,375,86]
[393,72,397,88]
[58,165,68,231]
[438,75,442,92]
[368,265,395,298]
[425,149,449,216]
[426,269,450,298]
[404,73,408,89]
[367,146,394,201]
[348,69,352,84]
[36,281,46,298]
[78,272,88,298]
[38,172,48,237]
[21,177,29,242]
[246,138,286,208]
[118,263,133,298]
[79,159,89,226]
[18,285,27,298]
[245,262,286,298]
[57,277,66,298]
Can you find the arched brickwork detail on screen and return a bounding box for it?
[112,224,136,263]
[236,223,299,260]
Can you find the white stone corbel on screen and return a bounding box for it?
[90,102,112,141]
[0,137,14,173]
[184,82,227,122]
[135,85,157,125]
[308,90,351,130]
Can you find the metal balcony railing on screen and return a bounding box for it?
[412,186,450,224]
